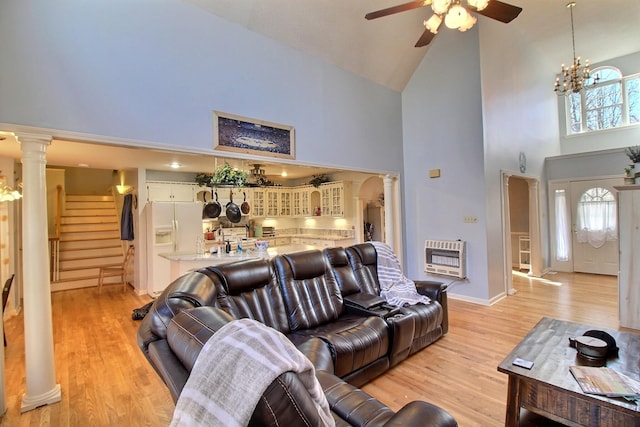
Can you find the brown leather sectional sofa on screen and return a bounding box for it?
[137,243,456,426]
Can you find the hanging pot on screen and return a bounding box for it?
[241,191,251,215]
[203,189,222,219]
[226,190,242,223]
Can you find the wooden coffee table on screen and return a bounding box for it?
[498,317,640,427]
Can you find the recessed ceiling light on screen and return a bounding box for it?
[169,162,181,169]
[78,163,89,168]
[281,171,288,177]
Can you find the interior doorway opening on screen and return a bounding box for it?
[501,171,542,296]
[359,176,385,243]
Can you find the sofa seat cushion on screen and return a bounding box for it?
[289,314,389,378]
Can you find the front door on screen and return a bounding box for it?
[569,179,620,275]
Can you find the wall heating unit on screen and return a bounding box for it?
[424,239,467,279]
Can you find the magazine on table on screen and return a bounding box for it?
[570,366,640,399]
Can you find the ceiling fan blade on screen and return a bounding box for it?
[470,0,522,23]
[365,1,426,20]
[415,29,436,47]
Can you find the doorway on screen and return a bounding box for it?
[549,177,620,275]
[501,171,542,296]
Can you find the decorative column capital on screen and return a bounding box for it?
[15,132,52,145]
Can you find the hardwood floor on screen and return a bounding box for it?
[0,272,626,426]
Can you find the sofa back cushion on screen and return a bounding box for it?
[323,247,361,296]
[206,259,290,334]
[346,243,381,295]
[273,250,343,331]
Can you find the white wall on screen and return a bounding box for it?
[0,0,403,175]
[478,18,561,299]
[402,16,564,303]
[402,27,490,301]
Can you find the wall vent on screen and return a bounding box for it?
[424,240,466,279]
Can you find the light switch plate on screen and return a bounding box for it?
[429,169,441,178]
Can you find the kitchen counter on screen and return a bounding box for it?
[159,244,318,282]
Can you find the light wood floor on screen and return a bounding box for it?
[0,271,627,426]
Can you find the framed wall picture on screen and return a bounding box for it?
[213,111,295,160]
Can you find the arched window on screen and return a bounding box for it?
[575,187,617,248]
[565,66,640,135]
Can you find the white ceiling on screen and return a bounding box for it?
[184,0,640,91]
[1,0,639,178]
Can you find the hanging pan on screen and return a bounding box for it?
[203,189,222,219]
[226,190,242,223]
[241,191,251,215]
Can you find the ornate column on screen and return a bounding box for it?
[502,173,516,295]
[17,133,61,412]
[383,174,394,250]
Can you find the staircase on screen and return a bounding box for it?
[52,194,125,292]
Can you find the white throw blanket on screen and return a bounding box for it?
[371,241,431,307]
[171,318,335,427]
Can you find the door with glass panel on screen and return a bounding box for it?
[569,179,620,275]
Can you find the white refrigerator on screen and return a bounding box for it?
[146,201,203,296]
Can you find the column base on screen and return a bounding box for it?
[20,384,61,413]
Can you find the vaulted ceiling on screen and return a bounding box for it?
[184,0,640,92]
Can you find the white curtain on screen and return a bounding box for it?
[575,188,617,249]
[554,189,570,261]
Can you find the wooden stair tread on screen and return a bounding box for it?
[60,244,122,251]
[59,263,121,272]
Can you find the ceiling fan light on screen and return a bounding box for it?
[458,12,477,31]
[467,0,489,11]
[431,0,452,15]
[444,4,467,29]
[424,14,443,34]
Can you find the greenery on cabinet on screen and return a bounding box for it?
[195,162,249,187]
[309,174,330,188]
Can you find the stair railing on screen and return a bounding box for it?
[49,185,62,282]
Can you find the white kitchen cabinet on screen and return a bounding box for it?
[278,189,291,216]
[261,187,292,217]
[276,237,291,246]
[290,236,347,248]
[266,189,279,217]
[147,182,197,202]
[292,186,312,217]
[251,188,266,217]
[319,181,351,217]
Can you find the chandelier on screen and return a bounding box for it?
[554,2,597,95]
[0,172,22,202]
[423,0,489,34]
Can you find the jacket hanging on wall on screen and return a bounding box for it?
[120,194,134,241]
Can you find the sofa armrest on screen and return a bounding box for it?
[148,340,189,404]
[296,337,334,374]
[318,371,457,427]
[414,280,449,335]
[414,280,445,300]
[382,401,458,427]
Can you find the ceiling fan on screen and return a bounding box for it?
[365,0,522,47]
